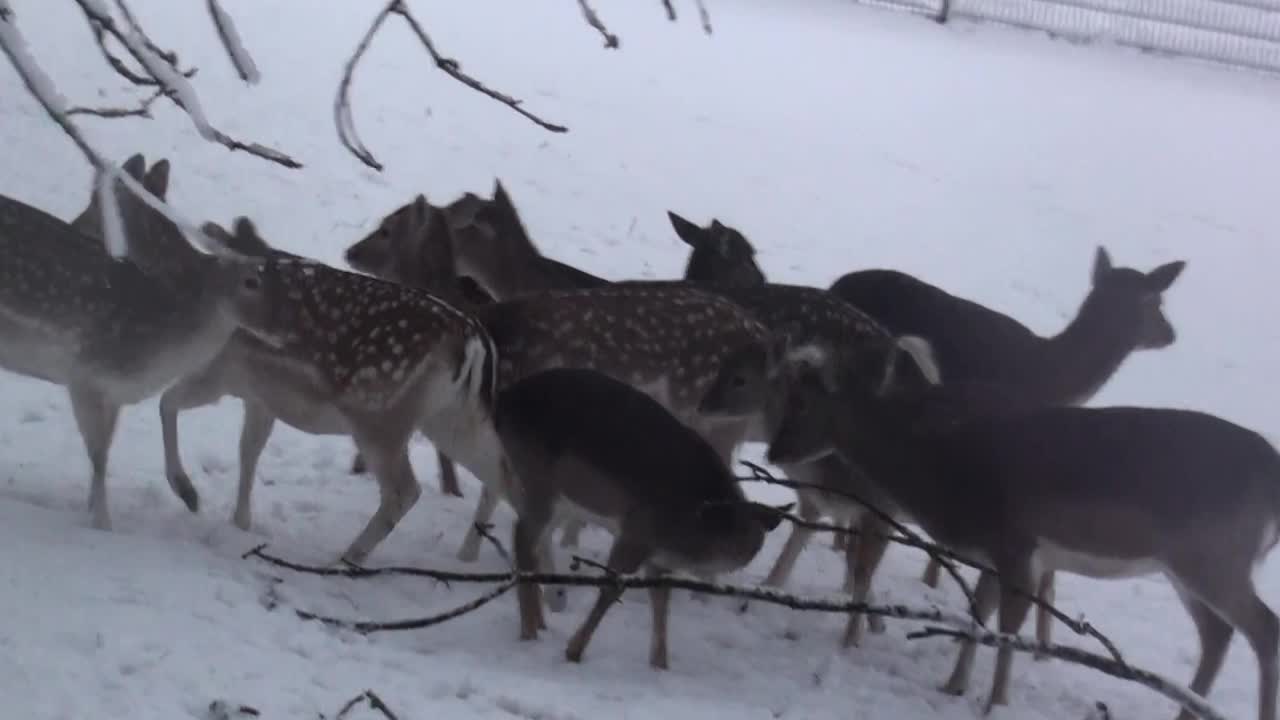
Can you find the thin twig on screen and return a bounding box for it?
[67,87,166,118]
[577,0,620,48]
[907,627,1225,720]
[737,460,1127,666]
[331,690,400,720]
[86,14,196,86]
[295,580,519,634]
[473,522,512,567]
[661,0,677,21]
[739,460,980,623]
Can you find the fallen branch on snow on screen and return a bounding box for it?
[578,0,620,48]
[326,690,400,720]
[907,626,1225,720]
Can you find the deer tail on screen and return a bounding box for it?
[454,325,498,417]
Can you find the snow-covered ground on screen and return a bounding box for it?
[2,1,1279,718]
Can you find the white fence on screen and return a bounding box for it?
[858,0,1280,73]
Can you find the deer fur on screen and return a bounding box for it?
[155,215,499,566]
[766,338,1280,720]
[495,367,788,668]
[0,154,257,530]
[829,248,1187,648]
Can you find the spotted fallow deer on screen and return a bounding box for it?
[0,154,256,531]
[767,337,1278,720]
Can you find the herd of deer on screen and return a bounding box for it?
[1,152,1276,720]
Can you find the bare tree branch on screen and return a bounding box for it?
[73,0,301,168]
[907,627,1226,720]
[662,0,677,21]
[737,460,1128,666]
[335,0,568,171]
[577,0,620,49]
[296,579,520,634]
[67,87,166,118]
[207,0,260,83]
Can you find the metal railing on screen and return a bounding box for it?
[858,0,1280,73]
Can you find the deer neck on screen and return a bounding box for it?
[458,240,567,301]
[1032,296,1141,406]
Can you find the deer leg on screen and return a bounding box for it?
[232,401,276,532]
[1172,561,1279,720]
[457,484,500,562]
[349,447,366,474]
[68,385,118,532]
[436,450,463,497]
[1168,589,1234,720]
[158,361,229,514]
[942,569,1001,697]
[983,565,1036,714]
[763,490,821,588]
[831,523,849,552]
[513,507,553,640]
[565,537,649,664]
[842,513,892,648]
[538,523,568,613]
[341,437,420,566]
[648,566,672,670]
[559,517,586,548]
[1033,571,1056,661]
[922,557,943,589]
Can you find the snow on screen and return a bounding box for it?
[1,1,1279,719]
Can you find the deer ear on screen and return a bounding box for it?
[409,194,432,228]
[668,211,705,248]
[1145,260,1186,292]
[143,159,171,199]
[121,154,146,180]
[200,221,235,246]
[1092,246,1113,286]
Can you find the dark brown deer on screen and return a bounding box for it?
[155,215,498,565]
[0,154,257,530]
[666,210,766,287]
[765,338,1279,720]
[829,250,1187,649]
[496,367,788,668]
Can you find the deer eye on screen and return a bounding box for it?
[242,275,261,291]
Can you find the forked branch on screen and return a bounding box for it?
[577,0,620,48]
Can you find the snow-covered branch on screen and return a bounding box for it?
[73,0,300,168]
[206,0,259,83]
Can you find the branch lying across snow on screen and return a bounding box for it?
[68,86,166,118]
[737,460,1128,666]
[328,690,400,720]
[907,626,1226,720]
[335,0,568,171]
[72,0,300,168]
[248,544,1227,720]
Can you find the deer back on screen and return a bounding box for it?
[229,255,496,414]
[496,367,785,571]
[473,284,771,420]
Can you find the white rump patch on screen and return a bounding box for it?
[784,343,828,370]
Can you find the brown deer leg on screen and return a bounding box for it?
[341,438,420,566]
[159,364,228,513]
[1170,590,1234,720]
[1033,570,1055,661]
[832,525,849,552]
[513,510,552,640]
[842,513,892,648]
[565,538,649,664]
[457,485,500,562]
[922,557,943,588]
[763,490,820,587]
[233,401,276,532]
[69,385,119,532]
[648,566,672,670]
[984,565,1036,714]
[942,569,1000,697]
[436,451,463,497]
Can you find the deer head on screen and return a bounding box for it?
[345,194,458,290]
[1085,245,1186,350]
[668,211,766,288]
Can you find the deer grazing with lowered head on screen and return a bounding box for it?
[497,367,789,667]
[765,337,1279,720]
[152,210,498,566]
[829,248,1187,649]
[0,153,259,530]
